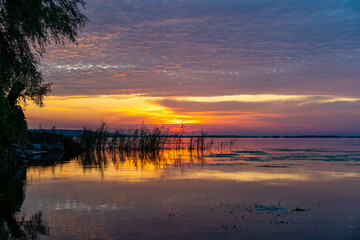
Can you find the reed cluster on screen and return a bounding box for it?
[215,139,236,152]
[110,125,170,151]
[79,123,109,151]
[188,129,214,151]
[75,123,240,170]
[78,123,213,152]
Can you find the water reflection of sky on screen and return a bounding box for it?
[22,139,360,239]
[27,138,360,183]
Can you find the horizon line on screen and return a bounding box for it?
[29,129,360,138]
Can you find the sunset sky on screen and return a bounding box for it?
[26,0,360,135]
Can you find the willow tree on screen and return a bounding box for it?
[0,0,88,145]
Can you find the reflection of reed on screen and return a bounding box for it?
[78,123,215,152]
[214,139,236,152]
[75,147,210,171]
[77,150,108,172]
[77,123,236,170]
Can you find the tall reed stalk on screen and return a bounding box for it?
[79,123,215,153]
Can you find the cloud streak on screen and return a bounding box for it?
[38,0,360,97]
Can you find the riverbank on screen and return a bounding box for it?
[0,130,82,169]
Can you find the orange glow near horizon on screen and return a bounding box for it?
[25,95,203,129]
[24,94,360,133]
[25,94,275,129]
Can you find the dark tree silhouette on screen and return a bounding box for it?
[0,0,88,145]
[0,0,88,106]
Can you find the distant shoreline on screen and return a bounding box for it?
[29,129,360,139]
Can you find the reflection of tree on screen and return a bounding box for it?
[0,167,49,239]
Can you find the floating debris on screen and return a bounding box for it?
[291,207,306,212]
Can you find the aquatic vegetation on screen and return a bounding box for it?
[78,123,215,153]
[74,123,232,170]
[214,139,236,152]
[253,204,288,212]
[173,123,185,150]
[76,124,360,171]
[78,123,109,151]
[78,127,98,150]
[194,128,207,151]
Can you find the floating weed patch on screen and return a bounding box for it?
[291,207,306,212]
[215,202,289,214]
[253,204,288,212]
[214,202,321,232]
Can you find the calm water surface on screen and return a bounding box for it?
[6,138,360,239]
